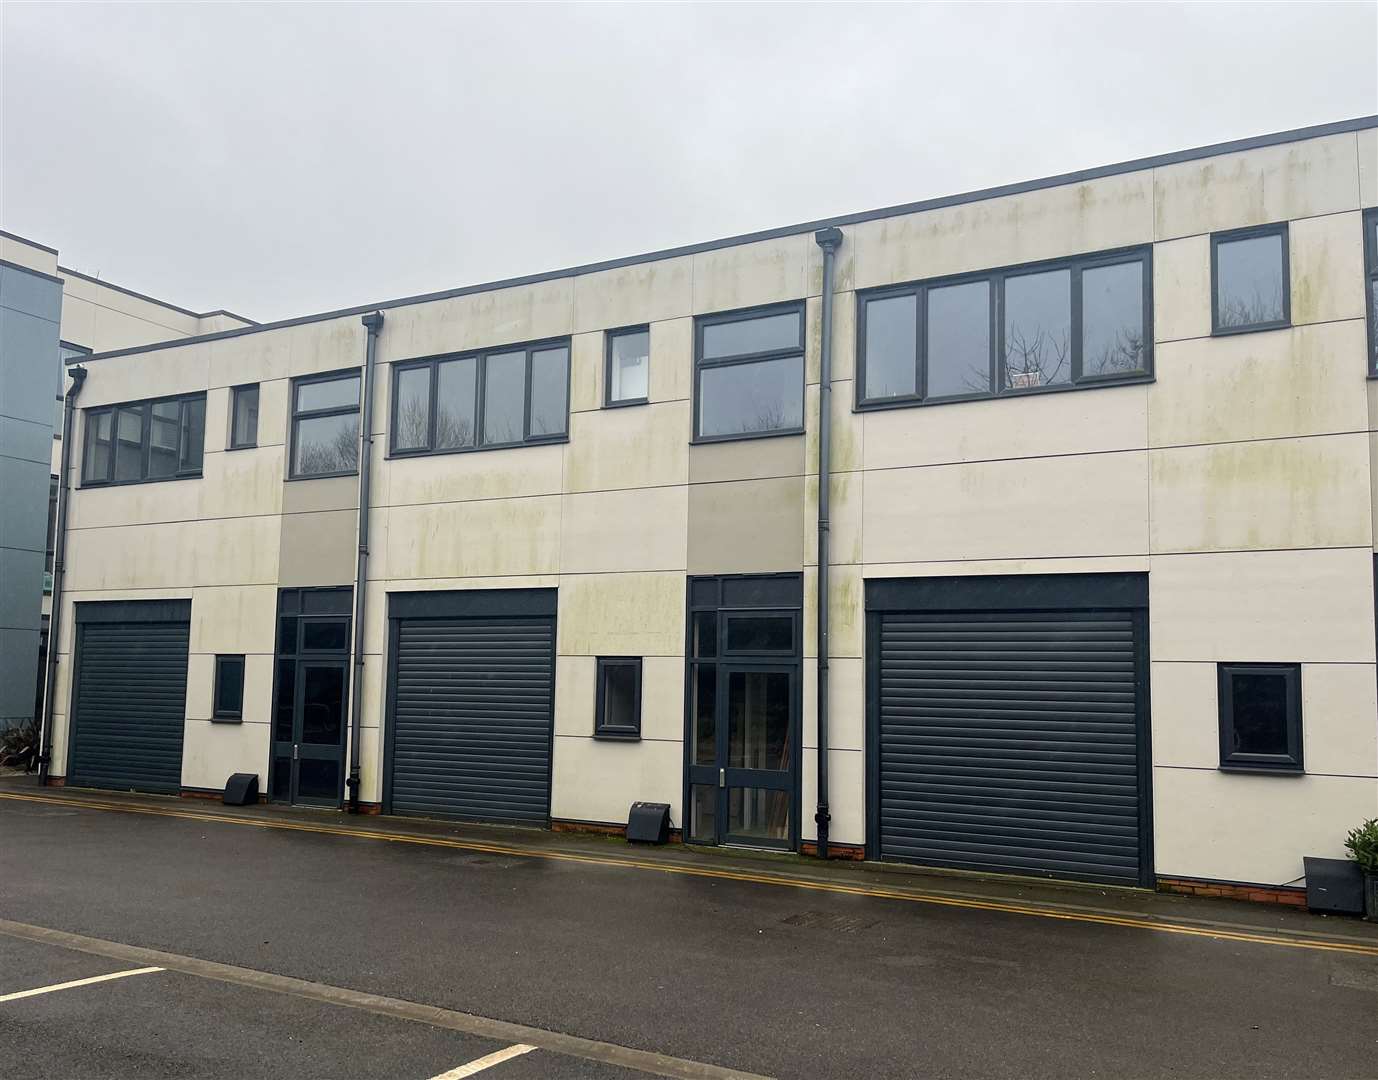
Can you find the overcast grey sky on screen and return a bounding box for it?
[3,2,1375,324]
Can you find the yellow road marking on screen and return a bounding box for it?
[428,1044,537,1079]
[3,790,1376,958]
[0,966,163,1003]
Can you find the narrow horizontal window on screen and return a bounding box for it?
[390,339,568,457]
[213,655,245,721]
[594,657,642,740]
[724,614,794,653]
[1212,224,1290,335]
[290,371,360,478]
[230,384,260,449]
[1218,662,1303,773]
[856,246,1153,409]
[606,327,650,406]
[79,392,207,487]
[695,305,805,441]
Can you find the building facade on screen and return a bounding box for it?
[0,228,252,732]
[39,118,1378,892]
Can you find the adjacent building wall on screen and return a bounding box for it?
[0,257,63,728]
[42,122,1378,887]
[0,228,252,733]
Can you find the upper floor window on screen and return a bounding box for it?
[290,370,360,478]
[605,327,650,407]
[694,304,805,441]
[56,342,91,438]
[1211,223,1290,335]
[858,247,1152,408]
[1364,208,1377,375]
[81,392,206,487]
[229,384,259,449]
[390,339,569,456]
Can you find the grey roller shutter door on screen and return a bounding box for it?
[70,621,190,794]
[390,616,554,824]
[878,610,1143,885]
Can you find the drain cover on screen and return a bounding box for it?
[780,910,879,933]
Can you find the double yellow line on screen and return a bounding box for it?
[4,789,1376,958]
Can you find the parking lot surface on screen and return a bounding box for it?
[2,783,1376,1079]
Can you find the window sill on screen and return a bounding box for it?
[387,435,569,461]
[1218,763,1304,776]
[210,715,243,725]
[603,397,649,410]
[854,372,1153,413]
[691,428,806,446]
[593,730,642,742]
[286,470,359,482]
[226,443,258,452]
[80,472,202,490]
[1210,320,1291,338]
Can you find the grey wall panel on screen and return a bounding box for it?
[278,508,357,587]
[877,608,1145,885]
[69,619,190,793]
[0,264,63,323]
[0,415,54,466]
[0,548,44,631]
[0,306,60,426]
[388,615,555,824]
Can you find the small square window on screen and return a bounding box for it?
[1218,662,1303,773]
[214,655,246,722]
[594,657,642,740]
[230,384,260,449]
[1212,224,1290,335]
[605,327,650,406]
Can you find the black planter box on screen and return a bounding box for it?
[1303,857,1364,915]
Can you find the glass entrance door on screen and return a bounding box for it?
[685,575,802,850]
[269,588,352,807]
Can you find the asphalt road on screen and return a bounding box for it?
[1,790,1375,1079]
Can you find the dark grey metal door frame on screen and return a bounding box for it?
[267,587,352,809]
[863,573,1154,888]
[683,574,803,852]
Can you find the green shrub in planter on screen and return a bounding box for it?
[1346,818,1378,921]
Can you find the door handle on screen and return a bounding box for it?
[718,768,725,789]
[293,744,299,761]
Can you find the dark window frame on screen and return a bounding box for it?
[79,391,207,487]
[693,301,807,444]
[228,383,260,450]
[288,368,361,480]
[1210,222,1291,337]
[1217,662,1304,774]
[43,474,57,585]
[594,656,643,741]
[387,337,571,458]
[213,654,246,723]
[604,324,651,408]
[855,245,1154,411]
[1363,208,1377,378]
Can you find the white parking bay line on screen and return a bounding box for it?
[428,1043,538,1079]
[0,966,164,1003]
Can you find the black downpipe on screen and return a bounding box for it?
[38,365,87,786]
[813,227,843,859]
[347,312,384,812]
